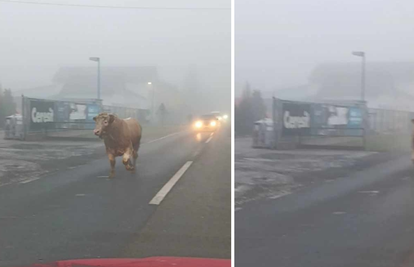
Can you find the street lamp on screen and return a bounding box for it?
[352,51,367,150]
[89,57,101,99]
[147,82,155,123]
[352,51,365,102]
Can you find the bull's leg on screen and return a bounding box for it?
[131,149,138,173]
[130,138,141,174]
[122,153,131,169]
[122,147,134,171]
[108,153,116,178]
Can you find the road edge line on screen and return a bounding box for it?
[19,177,40,184]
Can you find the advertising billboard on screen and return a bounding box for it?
[69,103,87,121]
[55,101,70,122]
[282,102,311,136]
[29,99,55,130]
[87,104,100,121]
[348,107,363,128]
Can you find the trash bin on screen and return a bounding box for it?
[4,114,24,140]
[252,119,274,148]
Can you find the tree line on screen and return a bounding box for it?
[0,86,17,128]
[235,82,266,136]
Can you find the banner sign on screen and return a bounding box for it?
[348,107,363,127]
[29,99,55,130]
[327,106,348,126]
[87,104,100,121]
[69,103,87,121]
[55,101,70,122]
[278,100,365,137]
[282,102,311,136]
[311,104,363,133]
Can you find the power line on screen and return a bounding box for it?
[0,0,230,10]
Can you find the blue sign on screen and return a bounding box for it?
[87,104,101,121]
[348,107,362,127]
[55,102,70,122]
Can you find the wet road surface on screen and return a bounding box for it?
[236,154,414,267]
[0,125,230,266]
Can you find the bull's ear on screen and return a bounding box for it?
[93,116,97,121]
[108,114,115,124]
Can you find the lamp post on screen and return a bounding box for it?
[148,82,154,123]
[89,57,101,99]
[352,51,367,150]
[352,51,365,102]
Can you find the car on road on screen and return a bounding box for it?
[211,111,229,122]
[193,114,220,132]
[211,111,223,121]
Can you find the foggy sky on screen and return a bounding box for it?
[236,0,414,95]
[0,0,230,110]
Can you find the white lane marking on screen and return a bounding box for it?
[244,158,275,162]
[145,131,185,144]
[235,207,242,212]
[149,161,193,205]
[205,135,214,143]
[193,147,202,157]
[76,194,86,197]
[268,191,292,199]
[359,191,379,194]
[332,211,346,215]
[97,176,109,178]
[68,166,77,169]
[19,178,40,184]
[0,182,13,188]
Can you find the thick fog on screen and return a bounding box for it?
[0,0,230,114]
[236,0,414,108]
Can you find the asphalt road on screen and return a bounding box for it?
[236,153,414,267]
[0,124,230,266]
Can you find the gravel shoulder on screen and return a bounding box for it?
[235,137,405,209]
[0,125,187,186]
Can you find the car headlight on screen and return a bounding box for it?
[223,114,228,119]
[195,121,202,128]
[210,121,217,127]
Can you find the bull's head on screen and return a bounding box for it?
[93,113,115,138]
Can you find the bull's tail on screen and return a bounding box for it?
[136,124,142,152]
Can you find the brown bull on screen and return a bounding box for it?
[93,113,142,178]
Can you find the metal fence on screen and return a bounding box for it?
[367,108,414,135]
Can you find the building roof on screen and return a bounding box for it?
[53,66,158,84]
[309,61,414,98]
[52,66,157,99]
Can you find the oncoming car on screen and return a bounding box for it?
[193,114,219,132]
[211,111,229,121]
[211,111,222,121]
